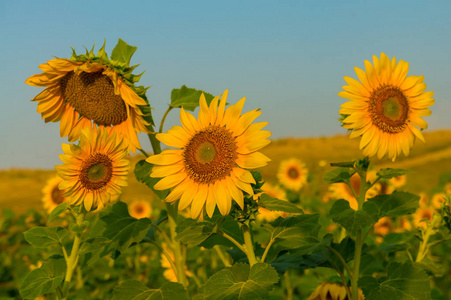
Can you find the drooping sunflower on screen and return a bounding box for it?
[339,53,434,161]
[276,158,308,192]
[55,127,130,211]
[42,175,68,214]
[129,200,152,219]
[147,90,271,219]
[25,39,151,153]
[307,282,364,300]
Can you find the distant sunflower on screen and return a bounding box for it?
[55,127,130,211]
[374,216,392,236]
[389,175,406,189]
[25,39,151,153]
[339,53,434,161]
[307,282,364,300]
[42,176,68,214]
[432,193,446,210]
[129,200,152,219]
[147,90,271,219]
[277,158,308,191]
[413,206,434,229]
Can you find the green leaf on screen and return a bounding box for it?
[376,168,412,180]
[42,255,66,278]
[24,226,68,248]
[69,220,89,234]
[330,161,355,168]
[329,199,374,234]
[110,38,137,68]
[175,218,215,246]
[134,159,169,199]
[359,262,431,300]
[79,237,110,266]
[263,214,320,250]
[112,280,188,300]
[323,168,355,184]
[362,192,419,222]
[19,268,63,299]
[202,263,279,300]
[258,194,303,214]
[47,202,68,224]
[170,85,215,111]
[101,202,152,252]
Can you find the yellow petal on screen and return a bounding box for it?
[154,172,186,190]
[146,150,183,165]
[236,152,271,169]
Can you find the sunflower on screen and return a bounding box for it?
[42,175,68,214]
[129,200,152,219]
[147,90,271,219]
[339,53,434,161]
[432,193,446,210]
[257,183,289,222]
[413,206,434,229]
[307,282,364,300]
[25,39,151,153]
[389,175,406,189]
[373,216,392,236]
[277,158,308,192]
[55,127,130,211]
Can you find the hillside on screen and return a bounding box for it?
[1,129,450,215]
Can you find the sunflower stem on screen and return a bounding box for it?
[415,214,440,263]
[147,124,162,155]
[62,210,85,299]
[159,106,174,133]
[137,148,149,157]
[166,202,187,288]
[242,223,258,266]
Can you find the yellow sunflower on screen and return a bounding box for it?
[307,282,364,300]
[129,200,152,219]
[55,127,130,211]
[339,53,434,161]
[277,158,308,192]
[389,175,406,189]
[147,90,271,219]
[25,39,151,153]
[432,193,446,210]
[413,206,434,229]
[373,216,392,236]
[257,183,289,222]
[42,175,68,214]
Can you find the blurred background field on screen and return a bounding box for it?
[1,129,450,215]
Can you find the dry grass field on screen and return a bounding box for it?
[1,129,450,215]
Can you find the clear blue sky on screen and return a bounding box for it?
[1,0,450,169]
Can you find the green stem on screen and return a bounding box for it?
[56,287,63,300]
[242,223,258,266]
[214,245,232,267]
[326,245,353,282]
[151,223,172,246]
[338,270,352,300]
[137,148,149,157]
[284,270,293,300]
[217,230,247,254]
[62,212,85,299]
[159,106,174,133]
[166,202,187,287]
[261,238,276,263]
[149,240,178,276]
[415,214,440,262]
[147,124,161,155]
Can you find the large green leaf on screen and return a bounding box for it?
[113,280,188,300]
[170,85,214,111]
[201,263,279,300]
[101,201,152,252]
[359,262,431,300]
[19,268,63,299]
[134,159,169,199]
[362,192,419,222]
[110,38,138,68]
[263,214,320,250]
[24,226,68,248]
[258,194,303,214]
[47,202,69,224]
[175,218,215,246]
[329,199,374,234]
[323,168,355,184]
[376,168,412,180]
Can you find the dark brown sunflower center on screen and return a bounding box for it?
[51,186,65,205]
[60,70,128,126]
[79,153,113,190]
[135,205,144,214]
[369,85,409,133]
[183,125,238,184]
[288,167,299,179]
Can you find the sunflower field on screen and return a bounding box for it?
[1,39,451,300]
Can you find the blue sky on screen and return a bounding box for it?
[1,0,450,169]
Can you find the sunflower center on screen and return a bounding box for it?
[135,204,144,214]
[183,125,237,184]
[369,85,409,133]
[51,186,65,205]
[79,153,113,190]
[287,167,299,179]
[60,71,128,126]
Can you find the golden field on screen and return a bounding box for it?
[1,129,451,215]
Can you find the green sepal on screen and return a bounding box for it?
[110,38,138,69]
[112,280,188,300]
[200,263,279,300]
[258,193,303,214]
[323,167,356,184]
[19,268,63,299]
[376,168,412,180]
[134,159,170,199]
[170,85,215,111]
[47,202,69,224]
[23,226,69,248]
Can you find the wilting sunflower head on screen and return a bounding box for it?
[25,39,152,153]
[42,175,68,214]
[129,200,152,219]
[276,158,308,192]
[307,282,364,300]
[55,127,130,212]
[147,90,271,219]
[339,53,434,161]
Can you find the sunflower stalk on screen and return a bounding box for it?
[166,202,188,287]
[242,223,258,266]
[415,213,441,263]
